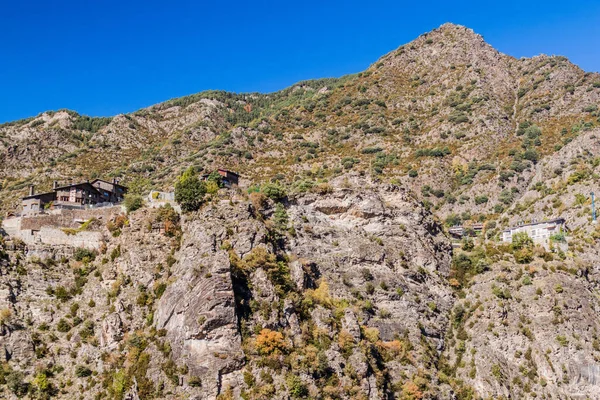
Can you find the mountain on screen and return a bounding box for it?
[1,23,600,399]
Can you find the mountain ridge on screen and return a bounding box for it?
[2,22,600,399]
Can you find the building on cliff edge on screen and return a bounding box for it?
[501,218,566,248]
[21,178,128,216]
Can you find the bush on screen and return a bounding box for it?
[514,248,533,264]
[361,146,383,154]
[124,194,144,213]
[175,167,207,212]
[56,319,71,333]
[6,370,29,396]
[415,146,451,157]
[54,286,72,302]
[286,374,309,398]
[511,232,533,251]
[75,365,93,378]
[523,149,539,163]
[255,329,288,355]
[261,183,286,201]
[188,376,202,387]
[74,247,96,262]
[474,195,489,205]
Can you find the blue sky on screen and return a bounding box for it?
[1,0,600,123]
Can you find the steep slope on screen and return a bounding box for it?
[1,183,459,399]
[1,22,600,400]
[2,24,600,223]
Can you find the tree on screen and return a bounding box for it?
[206,171,224,187]
[523,149,539,163]
[124,194,144,213]
[175,167,207,212]
[255,328,288,355]
[511,232,533,251]
[272,203,288,232]
[261,183,286,201]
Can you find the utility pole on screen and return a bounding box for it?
[592,192,597,224]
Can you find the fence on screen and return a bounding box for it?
[52,202,116,211]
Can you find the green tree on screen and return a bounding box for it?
[175,167,207,212]
[206,171,224,187]
[511,232,533,251]
[126,177,152,196]
[272,203,289,232]
[124,194,144,213]
[261,183,286,201]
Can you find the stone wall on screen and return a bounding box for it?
[2,207,120,250]
[16,226,105,250]
[20,206,122,230]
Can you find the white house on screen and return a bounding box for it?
[502,218,566,248]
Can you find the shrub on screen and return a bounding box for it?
[415,146,451,157]
[556,335,568,347]
[461,238,474,251]
[75,365,93,378]
[286,374,308,398]
[189,376,202,387]
[255,329,287,355]
[514,248,533,264]
[6,370,29,396]
[175,167,207,212]
[361,146,383,154]
[361,268,374,281]
[261,183,286,201]
[124,194,144,213]
[0,308,12,326]
[511,232,533,251]
[56,319,71,333]
[523,149,539,163]
[54,286,72,302]
[156,204,181,236]
[445,214,461,226]
[73,247,96,262]
[475,195,489,205]
[249,192,268,211]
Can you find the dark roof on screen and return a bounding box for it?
[218,168,240,177]
[53,181,101,194]
[22,191,56,200]
[90,179,128,190]
[503,218,565,232]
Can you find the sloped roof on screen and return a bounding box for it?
[90,179,128,190]
[503,218,565,232]
[53,181,101,194]
[22,191,56,200]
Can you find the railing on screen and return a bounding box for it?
[53,202,116,210]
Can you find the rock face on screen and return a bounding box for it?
[2,22,600,400]
[150,183,456,398]
[444,257,600,399]
[154,206,252,397]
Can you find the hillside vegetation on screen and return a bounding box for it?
[1,23,600,399]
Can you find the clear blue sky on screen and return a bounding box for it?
[2,0,600,123]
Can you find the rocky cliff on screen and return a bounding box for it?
[1,22,600,400]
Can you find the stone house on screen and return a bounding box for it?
[21,179,128,215]
[201,169,240,188]
[53,182,102,205]
[91,179,127,203]
[502,218,566,247]
[21,188,56,216]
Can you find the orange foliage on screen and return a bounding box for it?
[255,328,287,355]
[401,381,423,400]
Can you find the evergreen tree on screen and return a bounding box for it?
[175,167,207,212]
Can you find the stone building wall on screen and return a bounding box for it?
[20,206,122,230]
